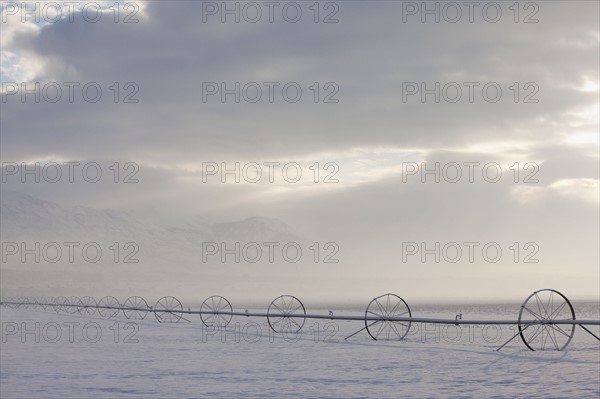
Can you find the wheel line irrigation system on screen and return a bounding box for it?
[2,288,598,352]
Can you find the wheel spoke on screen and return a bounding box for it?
[388,321,402,338]
[218,302,230,312]
[544,291,553,319]
[290,304,303,314]
[535,294,550,320]
[547,301,567,320]
[218,314,230,326]
[367,310,384,318]
[541,326,551,350]
[545,322,573,339]
[389,299,402,315]
[289,318,301,330]
[374,321,387,338]
[549,327,559,350]
[386,296,391,316]
[522,305,546,322]
[375,299,387,317]
[271,302,284,313]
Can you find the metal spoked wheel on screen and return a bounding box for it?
[365,293,412,341]
[36,297,46,310]
[19,298,30,309]
[78,296,97,315]
[22,297,33,309]
[53,296,67,313]
[29,297,38,309]
[5,297,15,309]
[29,297,37,308]
[65,296,81,314]
[154,296,184,323]
[200,296,233,327]
[123,296,149,320]
[98,296,121,318]
[19,297,29,309]
[518,289,576,351]
[41,297,51,310]
[267,295,306,333]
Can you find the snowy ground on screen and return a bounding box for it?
[1,303,599,398]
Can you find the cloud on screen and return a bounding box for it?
[1,1,598,162]
[1,1,598,301]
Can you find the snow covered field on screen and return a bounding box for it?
[1,302,598,398]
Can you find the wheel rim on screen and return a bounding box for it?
[17,298,27,309]
[267,295,306,333]
[154,296,184,323]
[123,296,149,319]
[98,296,121,318]
[23,297,33,309]
[41,297,51,310]
[518,289,576,351]
[65,296,81,314]
[200,296,233,327]
[7,297,16,309]
[365,293,411,341]
[78,296,97,315]
[36,297,46,310]
[54,296,67,313]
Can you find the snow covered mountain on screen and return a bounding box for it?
[1,191,298,239]
[0,190,301,264]
[0,191,307,296]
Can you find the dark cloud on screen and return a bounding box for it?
[2,1,598,162]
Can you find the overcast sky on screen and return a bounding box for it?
[1,1,598,303]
